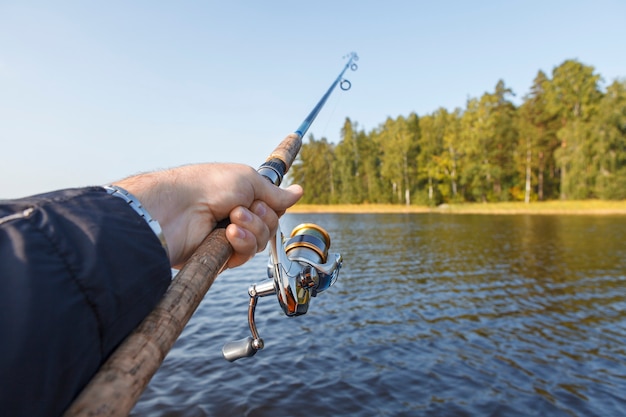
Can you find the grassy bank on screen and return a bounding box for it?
[288,200,626,215]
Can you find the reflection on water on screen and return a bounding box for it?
[133,213,626,416]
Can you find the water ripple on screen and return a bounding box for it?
[132,214,626,416]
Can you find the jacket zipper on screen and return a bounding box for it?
[0,207,35,226]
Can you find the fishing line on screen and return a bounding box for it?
[319,88,344,140]
[303,54,357,142]
[294,52,358,138]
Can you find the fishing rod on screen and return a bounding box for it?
[64,52,358,417]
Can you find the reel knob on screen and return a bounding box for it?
[222,337,263,362]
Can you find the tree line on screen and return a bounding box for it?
[290,60,626,205]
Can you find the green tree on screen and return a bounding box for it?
[290,135,336,204]
[416,110,446,204]
[378,114,419,205]
[488,80,519,200]
[590,79,626,199]
[333,118,361,203]
[440,108,463,201]
[544,60,602,199]
[517,70,560,202]
[458,81,518,202]
[458,97,485,202]
[357,129,385,203]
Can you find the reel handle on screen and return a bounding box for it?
[222,337,263,362]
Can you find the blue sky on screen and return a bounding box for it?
[1,1,625,198]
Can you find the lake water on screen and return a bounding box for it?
[131,213,626,416]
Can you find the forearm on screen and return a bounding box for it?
[0,187,172,417]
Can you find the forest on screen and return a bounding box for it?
[290,60,626,205]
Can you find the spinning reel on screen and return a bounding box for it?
[222,223,342,361]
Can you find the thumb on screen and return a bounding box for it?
[275,183,304,211]
[258,182,303,213]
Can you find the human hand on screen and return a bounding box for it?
[112,163,303,269]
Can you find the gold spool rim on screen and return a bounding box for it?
[285,241,326,261]
[290,223,331,246]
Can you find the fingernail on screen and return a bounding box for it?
[235,226,247,240]
[239,208,253,222]
[253,202,267,217]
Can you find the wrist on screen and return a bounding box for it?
[103,185,169,258]
[111,170,198,267]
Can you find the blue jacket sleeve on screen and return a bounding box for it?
[0,187,172,417]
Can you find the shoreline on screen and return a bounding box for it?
[287,201,626,215]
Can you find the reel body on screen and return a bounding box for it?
[222,223,342,362]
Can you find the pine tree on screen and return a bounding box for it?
[544,60,602,199]
[333,118,361,203]
[590,80,626,199]
[517,71,560,202]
